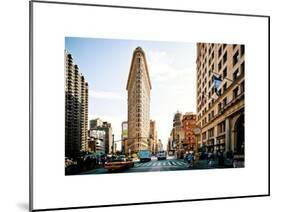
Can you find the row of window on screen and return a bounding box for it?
[201,121,225,140]
[197,60,245,100]
[198,81,244,125]
[197,44,244,82]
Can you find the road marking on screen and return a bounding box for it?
[134,160,186,168]
[175,162,182,166]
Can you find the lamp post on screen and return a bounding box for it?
[112,134,114,155]
[193,127,201,160]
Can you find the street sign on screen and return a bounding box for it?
[193,127,201,135]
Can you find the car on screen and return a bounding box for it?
[156,151,167,160]
[104,155,134,171]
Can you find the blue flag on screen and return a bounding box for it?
[212,75,222,96]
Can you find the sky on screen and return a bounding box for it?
[65,37,196,150]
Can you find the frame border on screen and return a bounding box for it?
[29,0,270,211]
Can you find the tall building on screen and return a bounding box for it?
[173,111,184,157]
[121,121,128,154]
[167,131,174,154]
[65,51,89,157]
[167,111,184,158]
[182,113,197,152]
[88,129,106,153]
[80,75,88,152]
[196,43,245,155]
[149,120,158,154]
[89,118,113,154]
[126,47,152,153]
[157,139,163,152]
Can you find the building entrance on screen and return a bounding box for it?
[235,114,244,154]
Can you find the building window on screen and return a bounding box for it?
[208,128,214,138]
[233,51,239,66]
[218,46,222,57]
[233,69,239,81]
[223,67,227,78]
[241,81,245,93]
[223,52,227,64]
[202,132,207,140]
[223,82,227,92]
[240,62,245,74]
[223,97,227,107]
[233,87,239,99]
[218,61,222,71]
[217,121,225,134]
[218,102,222,113]
[241,45,245,56]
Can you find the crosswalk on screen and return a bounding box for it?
[134,160,186,168]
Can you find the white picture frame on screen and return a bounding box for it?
[30,0,270,211]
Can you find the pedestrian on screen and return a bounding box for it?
[218,151,224,167]
[207,152,212,165]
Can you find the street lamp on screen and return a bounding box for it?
[112,134,114,155]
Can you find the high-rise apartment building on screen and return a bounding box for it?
[126,47,152,153]
[65,51,89,157]
[196,43,245,155]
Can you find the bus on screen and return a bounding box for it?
[138,150,152,162]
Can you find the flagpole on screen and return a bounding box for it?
[211,71,240,85]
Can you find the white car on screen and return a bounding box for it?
[156,151,167,160]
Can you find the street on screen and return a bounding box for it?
[79,156,233,175]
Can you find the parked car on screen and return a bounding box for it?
[104,155,134,171]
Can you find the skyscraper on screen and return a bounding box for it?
[126,47,152,153]
[65,51,89,157]
[196,43,245,155]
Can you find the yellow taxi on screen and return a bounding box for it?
[104,155,134,171]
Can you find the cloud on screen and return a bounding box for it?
[147,50,193,83]
[89,90,125,101]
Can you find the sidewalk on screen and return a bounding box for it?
[193,159,233,169]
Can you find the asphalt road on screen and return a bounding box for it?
[80,158,192,175]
